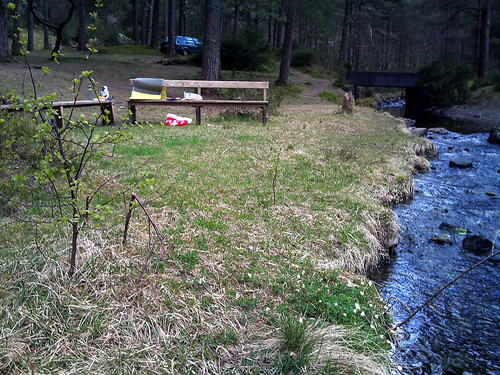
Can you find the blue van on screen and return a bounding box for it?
[160,36,202,55]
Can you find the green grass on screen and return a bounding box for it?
[320,91,340,104]
[0,58,431,373]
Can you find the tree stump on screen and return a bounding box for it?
[342,91,355,115]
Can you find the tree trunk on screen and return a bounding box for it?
[277,2,295,85]
[28,0,76,58]
[233,0,239,37]
[133,0,139,43]
[477,0,490,78]
[43,0,49,49]
[338,0,350,66]
[11,0,21,56]
[147,0,154,46]
[276,19,283,49]
[0,0,10,60]
[163,0,168,39]
[68,220,79,278]
[178,0,186,35]
[77,0,86,51]
[141,0,148,44]
[27,3,34,51]
[202,0,221,81]
[167,0,175,55]
[150,0,160,48]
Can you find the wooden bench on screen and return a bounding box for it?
[1,99,116,127]
[127,79,269,125]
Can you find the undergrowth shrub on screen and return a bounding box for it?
[356,97,377,107]
[486,69,500,91]
[319,91,339,104]
[291,49,315,68]
[417,59,473,106]
[0,112,41,214]
[221,31,270,71]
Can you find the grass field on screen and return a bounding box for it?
[0,49,436,374]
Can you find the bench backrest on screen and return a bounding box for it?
[130,79,269,101]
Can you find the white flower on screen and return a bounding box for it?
[343,313,347,317]
[334,302,338,306]
[355,303,361,310]
[299,317,304,323]
[360,311,365,317]
[353,309,357,313]
[247,273,252,278]
[319,300,322,303]
[360,291,365,296]
[368,280,373,286]
[266,307,270,312]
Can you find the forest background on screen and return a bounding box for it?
[1,0,499,87]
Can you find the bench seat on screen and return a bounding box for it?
[127,79,269,125]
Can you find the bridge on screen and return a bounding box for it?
[346,71,421,117]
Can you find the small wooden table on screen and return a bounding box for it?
[1,99,116,127]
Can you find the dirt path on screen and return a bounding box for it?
[290,69,335,100]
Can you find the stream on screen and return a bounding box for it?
[372,114,500,374]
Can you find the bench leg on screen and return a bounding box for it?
[129,104,136,124]
[195,106,201,125]
[101,102,116,125]
[262,106,267,126]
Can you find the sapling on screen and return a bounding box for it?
[2,0,135,278]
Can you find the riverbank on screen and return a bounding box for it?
[426,89,500,132]
[1,51,433,374]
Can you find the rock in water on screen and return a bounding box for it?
[410,128,428,137]
[449,157,473,169]
[462,235,493,254]
[430,233,453,245]
[487,127,500,144]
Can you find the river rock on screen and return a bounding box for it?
[439,222,467,234]
[487,127,500,144]
[449,157,473,169]
[410,128,428,137]
[430,233,453,245]
[403,118,416,127]
[462,235,493,254]
[428,127,449,135]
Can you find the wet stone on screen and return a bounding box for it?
[430,233,453,245]
[462,235,493,254]
[449,157,473,169]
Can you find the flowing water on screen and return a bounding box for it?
[372,118,500,374]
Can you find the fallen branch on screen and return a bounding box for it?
[122,193,173,282]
